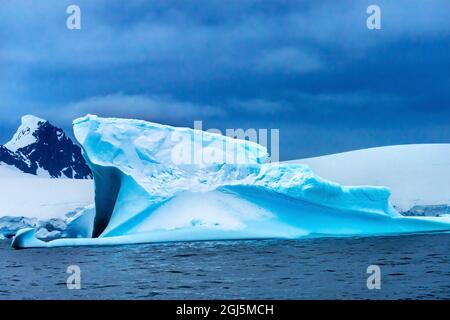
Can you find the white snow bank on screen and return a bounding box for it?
[0,170,94,220]
[0,167,94,239]
[0,164,24,178]
[288,144,450,212]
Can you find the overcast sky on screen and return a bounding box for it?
[0,0,449,159]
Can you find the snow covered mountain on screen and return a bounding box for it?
[0,115,92,179]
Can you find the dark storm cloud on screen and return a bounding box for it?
[0,0,449,158]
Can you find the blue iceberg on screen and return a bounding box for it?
[12,115,450,248]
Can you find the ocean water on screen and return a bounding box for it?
[0,233,449,300]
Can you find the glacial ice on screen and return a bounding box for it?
[0,212,90,241]
[289,144,450,212]
[12,115,450,248]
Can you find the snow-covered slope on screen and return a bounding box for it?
[0,166,94,239]
[0,172,94,219]
[0,163,23,177]
[288,144,450,213]
[1,115,92,179]
[12,116,450,248]
[5,115,46,152]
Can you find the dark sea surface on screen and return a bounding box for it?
[0,233,449,300]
